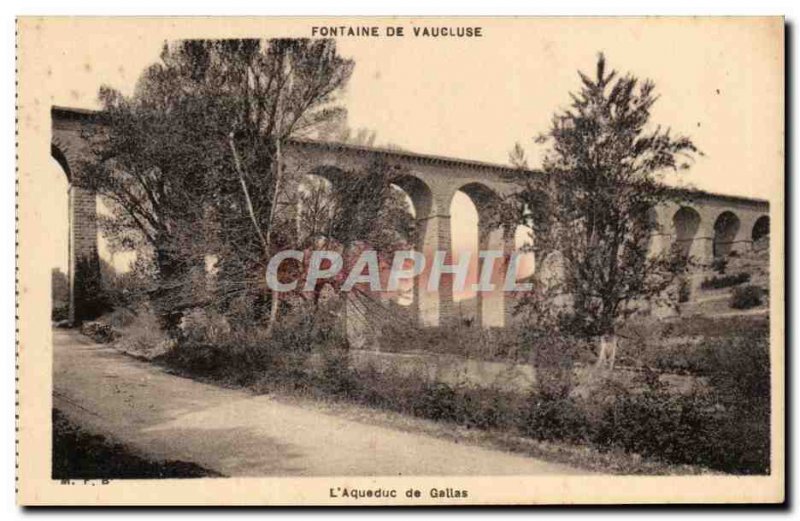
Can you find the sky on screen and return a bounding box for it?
[38,18,782,298]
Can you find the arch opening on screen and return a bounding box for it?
[450,182,507,328]
[713,211,741,258]
[752,216,770,252]
[47,157,71,321]
[300,168,422,309]
[672,206,701,257]
[51,142,72,182]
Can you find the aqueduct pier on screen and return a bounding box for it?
[52,106,770,326]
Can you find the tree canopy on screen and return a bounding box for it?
[81,39,375,328]
[515,53,699,340]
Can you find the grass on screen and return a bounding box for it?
[52,409,221,479]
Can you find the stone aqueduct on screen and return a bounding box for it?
[52,106,770,326]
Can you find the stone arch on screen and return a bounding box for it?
[380,173,431,310]
[390,173,434,222]
[752,215,770,242]
[452,182,510,328]
[50,136,99,324]
[713,211,741,258]
[457,182,502,222]
[672,206,701,257]
[51,141,73,182]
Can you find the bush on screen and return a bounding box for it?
[711,257,728,274]
[52,303,69,322]
[528,334,583,397]
[163,300,349,388]
[79,321,118,343]
[700,272,750,290]
[73,257,112,321]
[677,278,691,303]
[617,315,770,376]
[591,383,720,465]
[107,306,175,359]
[314,346,361,398]
[153,300,770,475]
[660,314,768,339]
[522,392,589,443]
[730,285,764,309]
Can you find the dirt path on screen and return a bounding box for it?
[53,328,584,477]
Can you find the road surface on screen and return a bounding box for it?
[53,328,584,477]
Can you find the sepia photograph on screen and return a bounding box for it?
[15,16,784,505]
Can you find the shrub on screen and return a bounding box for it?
[730,285,764,309]
[711,257,728,274]
[314,346,361,398]
[522,392,589,443]
[164,300,349,388]
[52,303,69,322]
[112,306,175,359]
[677,278,691,303]
[705,328,770,474]
[412,382,461,422]
[700,272,750,290]
[79,321,118,343]
[153,299,770,474]
[73,257,112,321]
[660,314,768,339]
[704,328,770,404]
[527,334,583,398]
[591,383,720,466]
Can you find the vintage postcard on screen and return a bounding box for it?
[16,17,784,505]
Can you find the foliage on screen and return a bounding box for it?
[162,299,348,388]
[79,321,118,343]
[700,272,750,290]
[513,54,699,339]
[592,378,721,465]
[677,277,691,303]
[82,39,355,329]
[157,309,771,474]
[711,257,728,274]
[51,268,69,304]
[52,303,69,322]
[290,159,416,303]
[522,392,589,443]
[730,284,764,309]
[617,315,769,376]
[109,305,176,359]
[73,256,112,322]
[508,142,529,169]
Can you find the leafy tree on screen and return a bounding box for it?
[290,159,416,305]
[82,39,354,330]
[508,141,529,169]
[515,53,699,368]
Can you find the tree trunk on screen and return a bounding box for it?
[595,334,618,372]
[152,248,186,334]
